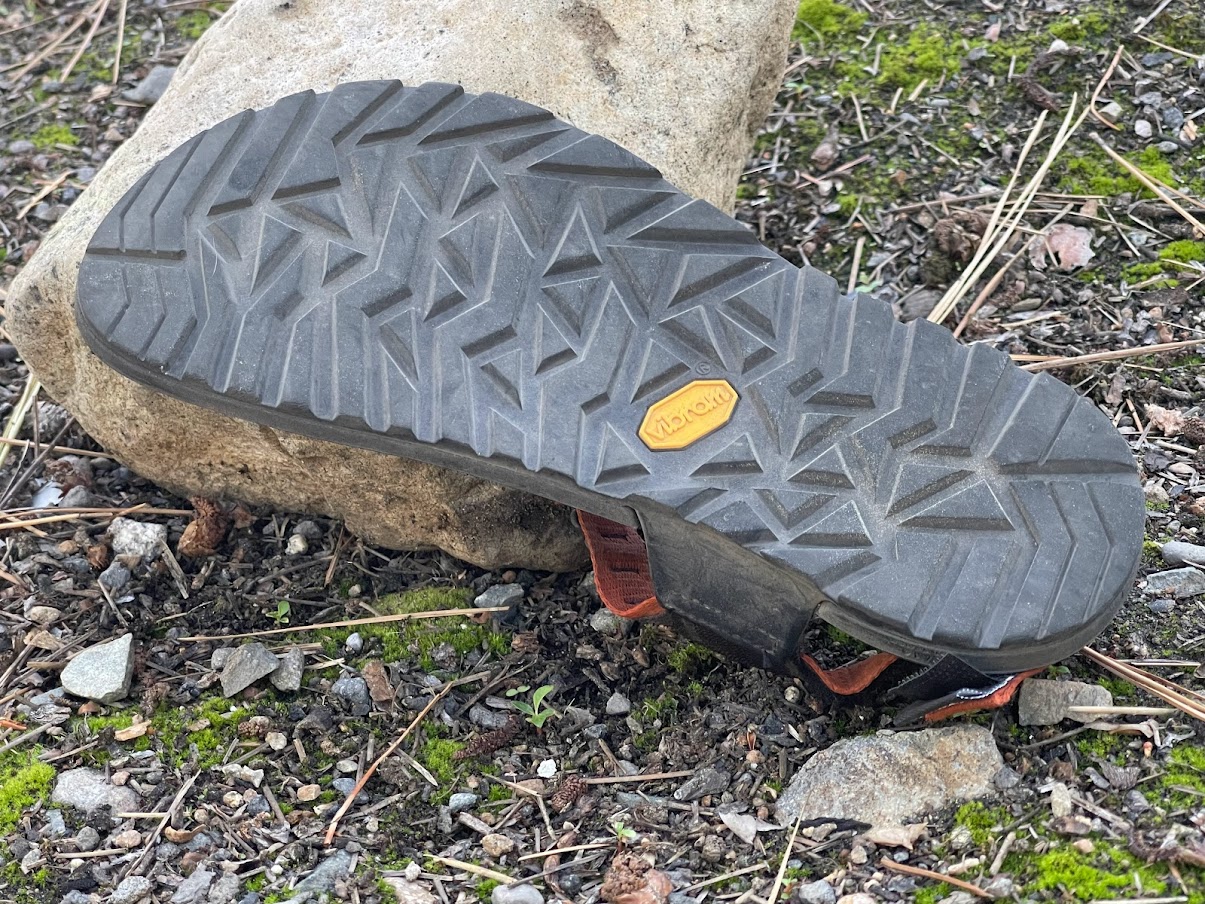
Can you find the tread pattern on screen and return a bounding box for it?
[76,82,1145,667]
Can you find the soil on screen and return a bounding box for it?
[1,1,1204,903]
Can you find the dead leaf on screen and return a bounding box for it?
[164,826,201,844]
[601,854,672,904]
[1034,223,1095,271]
[1145,404,1186,436]
[985,20,1001,41]
[810,127,841,172]
[114,721,150,742]
[863,823,927,850]
[178,497,231,557]
[25,630,62,651]
[1100,762,1140,791]
[1053,815,1093,835]
[362,660,394,704]
[719,810,782,844]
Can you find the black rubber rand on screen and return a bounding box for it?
[75,81,1145,675]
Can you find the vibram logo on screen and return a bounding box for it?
[639,380,739,451]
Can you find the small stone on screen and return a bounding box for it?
[113,829,143,848]
[674,765,730,802]
[111,875,153,904]
[1073,838,1095,854]
[297,784,321,802]
[74,826,100,851]
[981,877,1014,899]
[794,879,837,904]
[994,765,1021,789]
[123,65,177,104]
[269,649,305,692]
[383,879,439,904]
[208,874,240,904]
[1135,91,1163,107]
[266,731,287,751]
[294,850,352,896]
[1134,119,1153,139]
[536,759,557,779]
[482,833,515,857]
[42,810,66,838]
[469,704,513,731]
[1049,782,1073,818]
[171,866,214,904]
[336,759,358,774]
[1157,141,1181,154]
[220,643,279,696]
[99,560,131,593]
[219,764,264,787]
[19,849,44,873]
[362,660,395,703]
[474,583,524,612]
[1148,598,1174,614]
[605,692,631,716]
[222,791,242,808]
[589,608,625,636]
[27,605,62,625]
[293,520,323,539]
[331,676,371,714]
[52,767,139,814]
[107,517,167,561]
[332,777,366,801]
[1144,567,1205,599]
[1100,101,1123,120]
[61,633,134,703]
[559,705,595,733]
[344,632,363,654]
[285,534,307,556]
[448,792,479,814]
[7,139,35,154]
[60,893,94,904]
[1018,679,1113,726]
[491,884,544,904]
[1161,542,1205,567]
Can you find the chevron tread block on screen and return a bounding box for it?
[76,82,1145,674]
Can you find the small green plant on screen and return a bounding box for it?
[269,599,291,626]
[505,684,559,728]
[609,819,638,848]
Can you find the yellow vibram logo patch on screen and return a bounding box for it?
[638,379,739,451]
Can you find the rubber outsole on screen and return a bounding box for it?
[75,81,1145,674]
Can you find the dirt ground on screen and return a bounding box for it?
[0,1,1204,902]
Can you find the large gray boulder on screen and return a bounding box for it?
[6,0,794,570]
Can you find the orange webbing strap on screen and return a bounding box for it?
[798,652,900,695]
[576,510,667,620]
[920,668,1042,722]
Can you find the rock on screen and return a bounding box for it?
[61,633,134,703]
[113,828,143,848]
[297,784,321,802]
[482,833,515,857]
[220,643,279,696]
[210,648,234,670]
[269,649,305,692]
[1161,541,1205,567]
[383,879,439,904]
[1049,782,1073,818]
[107,518,167,562]
[1144,567,1205,599]
[26,605,62,625]
[344,632,363,654]
[6,0,794,573]
[218,764,264,787]
[1148,598,1174,614]
[294,850,353,896]
[559,705,596,733]
[448,792,479,813]
[285,534,307,556]
[469,704,513,731]
[492,884,544,904]
[74,826,100,851]
[331,676,371,714]
[171,867,214,904]
[774,725,1002,829]
[60,893,95,904]
[208,874,241,904]
[112,876,153,904]
[605,692,631,716]
[1018,679,1113,726]
[674,766,730,802]
[536,758,557,779]
[794,879,837,904]
[1134,119,1153,139]
[475,583,524,611]
[123,65,177,104]
[1099,101,1123,119]
[43,810,66,837]
[52,767,139,815]
[7,139,35,154]
[589,608,626,636]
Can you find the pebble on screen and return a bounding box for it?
[559,705,595,733]
[111,875,152,904]
[171,867,214,904]
[7,139,34,154]
[52,767,139,815]
[1134,119,1153,139]
[1144,567,1205,599]
[1163,108,1185,130]
[331,676,371,714]
[482,833,515,857]
[123,65,177,104]
[61,893,94,904]
[588,608,625,636]
[344,632,363,654]
[794,879,837,904]
[266,731,287,751]
[25,605,62,626]
[19,849,44,872]
[605,692,631,716]
[76,166,97,183]
[1157,141,1181,153]
[297,784,321,802]
[113,829,143,848]
[1018,679,1112,726]
[536,759,557,779]
[61,633,134,703]
[220,643,280,697]
[1148,598,1175,614]
[285,534,307,556]
[269,649,305,692]
[294,850,352,896]
[98,560,132,594]
[1050,782,1073,818]
[675,765,731,801]
[474,583,524,613]
[383,879,438,904]
[469,703,513,731]
[219,764,264,787]
[1161,541,1205,567]
[492,884,544,904]
[1099,101,1123,120]
[74,826,100,851]
[332,777,367,802]
[448,792,479,813]
[336,759,358,773]
[107,517,167,562]
[43,810,66,837]
[208,875,240,904]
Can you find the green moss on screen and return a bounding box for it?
[793,0,867,43]
[177,10,213,39]
[0,858,55,904]
[1163,744,1205,806]
[1075,731,1124,762]
[874,27,963,91]
[0,751,55,833]
[953,801,1010,847]
[667,642,715,674]
[476,879,501,900]
[913,883,951,904]
[31,124,77,149]
[638,694,679,723]
[420,737,464,786]
[1096,677,1135,702]
[1159,240,1205,264]
[1032,846,1167,898]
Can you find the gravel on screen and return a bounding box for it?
[61,633,134,703]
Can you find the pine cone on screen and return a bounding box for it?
[454,715,521,761]
[551,774,587,813]
[1182,416,1205,447]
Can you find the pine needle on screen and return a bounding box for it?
[0,377,40,472]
